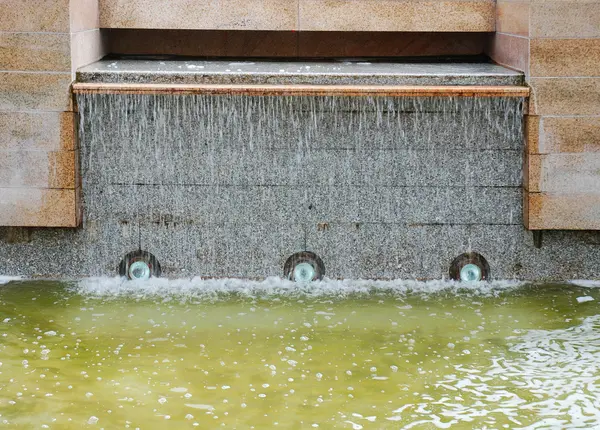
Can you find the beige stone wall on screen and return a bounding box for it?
[0,0,106,227]
[488,0,600,230]
[99,0,495,32]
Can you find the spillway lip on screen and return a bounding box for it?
[72,83,529,98]
[76,59,525,87]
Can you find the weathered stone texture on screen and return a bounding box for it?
[489,0,600,230]
[99,0,495,32]
[0,0,105,228]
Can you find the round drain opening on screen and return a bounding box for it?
[128,261,151,280]
[284,251,325,283]
[449,252,489,282]
[119,250,161,280]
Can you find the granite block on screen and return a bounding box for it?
[496,1,530,37]
[0,150,76,188]
[82,147,522,188]
[71,29,108,70]
[100,0,298,30]
[140,222,306,278]
[299,0,495,32]
[486,33,529,74]
[530,1,600,39]
[83,184,312,226]
[0,0,69,32]
[0,32,71,72]
[2,221,598,280]
[0,72,73,112]
[0,188,78,227]
[83,182,521,227]
[0,221,138,277]
[512,229,600,281]
[307,223,470,279]
[0,111,75,152]
[76,60,525,86]
[529,78,600,116]
[530,39,600,78]
[540,117,600,154]
[305,223,577,280]
[527,193,600,230]
[77,94,524,159]
[304,186,522,225]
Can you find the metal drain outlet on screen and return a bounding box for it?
[449,252,490,282]
[119,250,162,280]
[283,251,325,283]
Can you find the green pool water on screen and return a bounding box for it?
[0,278,599,429]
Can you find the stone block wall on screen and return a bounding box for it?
[99,0,495,32]
[0,0,106,227]
[488,0,600,230]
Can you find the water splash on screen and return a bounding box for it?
[0,276,21,285]
[385,314,600,428]
[74,276,524,300]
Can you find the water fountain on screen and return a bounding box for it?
[64,59,532,281]
[3,48,600,430]
[1,59,599,280]
[2,0,600,425]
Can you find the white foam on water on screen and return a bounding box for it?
[0,276,21,285]
[385,314,600,428]
[571,280,600,288]
[185,404,214,411]
[73,276,524,300]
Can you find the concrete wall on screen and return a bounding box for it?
[488,0,600,230]
[0,0,106,226]
[99,0,495,32]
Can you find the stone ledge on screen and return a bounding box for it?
[76,60,525,87]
